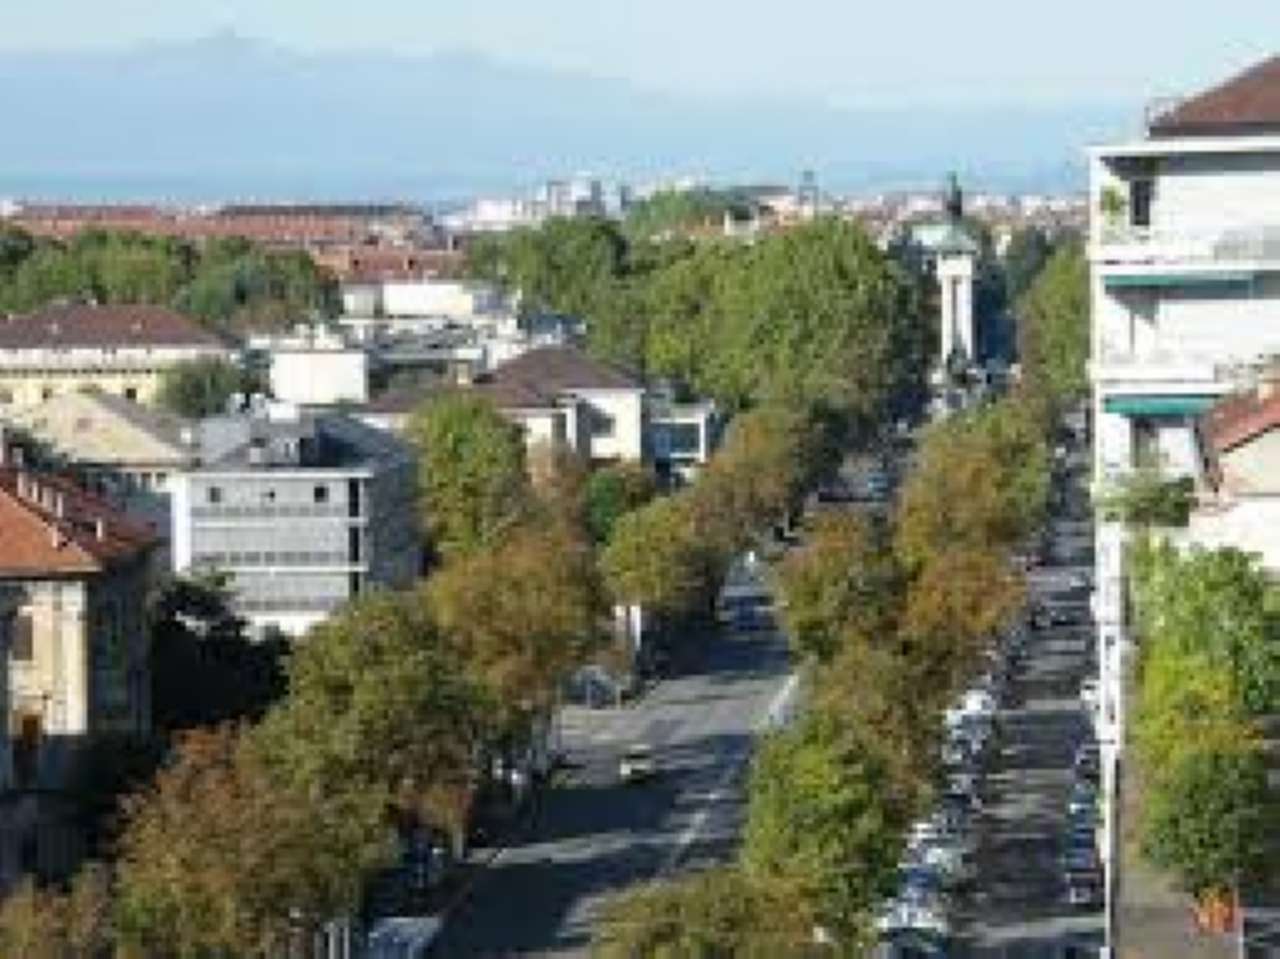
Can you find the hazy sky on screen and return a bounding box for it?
[5,1,1280,107]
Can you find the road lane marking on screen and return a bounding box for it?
[659,672,798,875]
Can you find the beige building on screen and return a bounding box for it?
[0,303,231,410]
[0,455,156,883]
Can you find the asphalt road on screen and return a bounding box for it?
[431,617,794,957]
[959,461,1106,958]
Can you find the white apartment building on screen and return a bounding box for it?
[249,325,369,406]
[1088,56,1280,944]
[170,406,420,637]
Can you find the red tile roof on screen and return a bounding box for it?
[0,304,226,351]
[1200,389,1280,455]
[1150,56,1280,137]
[0,468,156,577]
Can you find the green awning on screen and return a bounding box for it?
[1103,395,1218,417]
[1104,272,1254,290]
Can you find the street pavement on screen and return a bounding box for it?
[958,463,1106,958]
[431,615,793,956]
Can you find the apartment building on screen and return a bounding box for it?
[1088,55,1280,946]
[169,406,420,637]
[0,303,231,410]
[0,453,156,883]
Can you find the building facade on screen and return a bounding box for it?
[0,456,156,884]
[0,304,231,410]
[7,391,196,553]
[1088,56,1280,947]
[170,407,420,637]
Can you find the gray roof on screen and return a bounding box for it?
[492,346,641,392]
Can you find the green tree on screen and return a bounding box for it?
[155,356,243,418]
[1017,242,1089,406]
[406,393,530,558]
[116,725,391,957]
[594,868,822,958]
[601,495,713,617]
[255,590,491,846]
[584,461,659,545]
[1003,226,1056,304]
[773,513,902,663]
[148,572,289,732]
[741,713,908,946]
[0,864,115,959]
[427,521,605,731]
[1142,743,1272,899]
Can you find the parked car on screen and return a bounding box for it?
[1065,869,1104,908]
[619,744,657,783]
[1061,844,1101,876]
[1079,677,1100,714]
[1074,742,1101,784]
[1068,782,1099,821]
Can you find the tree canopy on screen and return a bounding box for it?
[1016,242,1088,407]
[466,217,930,433]
[406,393,530,558]
[155,356,245,419]
[0,228,338,337]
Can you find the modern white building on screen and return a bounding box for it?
[170,405,420,637]
[250,325,369,406]
[1088,55,1280,946]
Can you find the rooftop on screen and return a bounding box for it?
[0,465,157,577]
[0,303,227,351]
[492,346,641,393]
[1200,387,1280,456]
[1150,55,1280,138]
[9,389,193,466]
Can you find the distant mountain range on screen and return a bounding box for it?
[0,33,1140,204]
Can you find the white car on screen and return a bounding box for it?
[618,744,657,783]
[874,899,951,937]
[1079,677,1100,713]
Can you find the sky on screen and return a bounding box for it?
[5,0,1280,108]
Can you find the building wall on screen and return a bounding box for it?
[172,465,419,636]
[5,564,149,793]
[1155,150,1280,232]
[1219,428,1280,493]
[381,280,497,318]
[1177,497,1280,575]
[573,389,645,462]
[270,349,369,405]
[0,345,229,410]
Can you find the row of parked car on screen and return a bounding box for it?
[875,624,1030,949]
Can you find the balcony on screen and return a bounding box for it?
[1091,349,1272,391]
[1095,224,1280,269]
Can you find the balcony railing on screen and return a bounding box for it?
[1097,224,1280,263]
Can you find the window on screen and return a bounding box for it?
[314,485,329,504]
[207,486,223,505]
[591,410,616,438]
[123,386,138,402]
[40,387,53,401]
[263,489,276,503]
[14,714,41,789]
[10,613,33,662]
[1130,178,1154,229]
